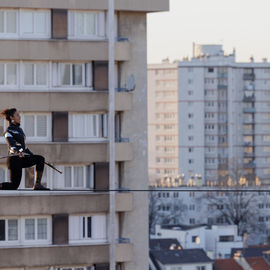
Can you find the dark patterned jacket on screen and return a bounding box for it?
[4,123,33,155]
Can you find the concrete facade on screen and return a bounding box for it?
[0,1,169,269]
[148,60,179,186]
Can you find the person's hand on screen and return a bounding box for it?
[19,152,25,158]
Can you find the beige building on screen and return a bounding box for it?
[148,59,180,187]
[0,1,169,270]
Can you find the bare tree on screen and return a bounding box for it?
[148,189,187,235]
[205,190,267,236]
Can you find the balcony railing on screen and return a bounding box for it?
[243,73,255,81]
[243,108,256,113]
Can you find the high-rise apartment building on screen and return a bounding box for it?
[0,1,169,270]
[148,59,179,186]
[179,44,270,186]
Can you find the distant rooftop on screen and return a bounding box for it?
[150,248,212,265]
[214,258,243,270]
[161,223,208,231]
[231,245,270,258]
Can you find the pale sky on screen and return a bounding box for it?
[147,0,270,64]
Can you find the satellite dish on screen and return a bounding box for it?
[127,74,136,91]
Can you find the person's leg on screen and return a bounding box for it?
[21,155,49,190]
[0,157,22,190]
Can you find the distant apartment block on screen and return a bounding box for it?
[148,59,179,186]
[179,44,270,186]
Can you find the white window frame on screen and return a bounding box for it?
[68,113,108,142]
[0,62,19,88]
[69,214,107,244]
[68,10,105,40]
[0,217,20,245]
[52,62,93,90]
[19,9,51,39]
[0,118,8,143]
[0,166,9,183]
[0,9,19,38]
[21,216,51,245]
[21,62,49,88]
[52,164,94,190]
[20,113,52,142]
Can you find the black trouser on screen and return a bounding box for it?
[2,155,45,190]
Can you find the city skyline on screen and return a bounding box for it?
[147,0,270,63]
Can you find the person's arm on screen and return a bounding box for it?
[24,148,33,156]
[4,132,23,154]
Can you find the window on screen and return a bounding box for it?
[189,205,195,211]
[20,9,50,38]
[188,113,194,119]
[197,267,206,270]
[23,62,48,87]
[0,219,18,243]
[0,118,7,139]
[208,67,214,73]
[0,9,18,37]
[68,11,105,39]
[0,216,51,245]
[192,235,198,242]
[21,113,51,141]
[52,165,94,189]
[0,167,9,183]
[188,136,194,141]
[0,62,18,87]
[219,235,234,242]
[23,217,50,243]
[69,113,108,141]
[188,159,194,164]
[52,62,93,88]
[69,215,107,243]
[189,148,194,153]
[188,90,193,96]
[189,218,195,225]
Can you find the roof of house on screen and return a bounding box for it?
[161,224,208,231]
[246,257,270,270]
[231,245,270,258]
[214,259,243,270]
[150,248,212,265]
[149,238,182,251]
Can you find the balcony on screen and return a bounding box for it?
[243,94,255,102]
[243,161,256,169]
[0,243,133,268]
[0,191,133,216]
[243,152,255,157]
[243,108,256,113]
[0,92,132,112]
[0,142,133,164]
[243,73,255,81]
[217,85,227,90]
[0,40,130,61]
[0,0,169,12]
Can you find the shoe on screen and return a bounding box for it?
[33,182,50,191]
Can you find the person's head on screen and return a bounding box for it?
[0,108,20,125]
